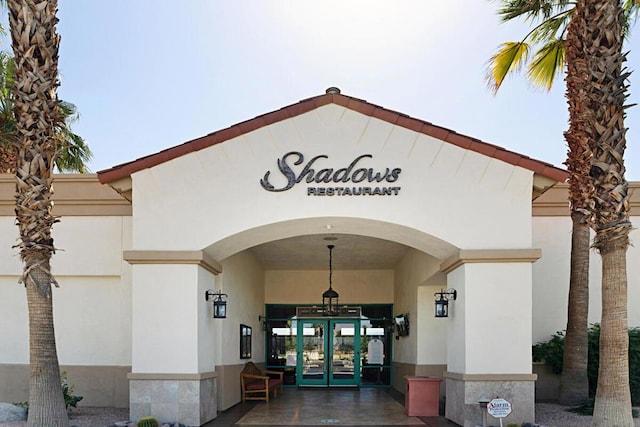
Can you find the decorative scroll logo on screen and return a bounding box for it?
[260,151,402,196]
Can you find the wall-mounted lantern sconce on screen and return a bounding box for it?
[258,315,267,331]
[434,288,457,318]
[205,290,228,318]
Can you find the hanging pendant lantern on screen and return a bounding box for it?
[322,244,339,316]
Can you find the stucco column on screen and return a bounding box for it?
[124,250,222,426]
[440,249,540,427]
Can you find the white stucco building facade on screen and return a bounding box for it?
[1,90,639,426]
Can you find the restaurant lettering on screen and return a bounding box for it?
[260,151,402,196]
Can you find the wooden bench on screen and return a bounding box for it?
[240,361,284,402]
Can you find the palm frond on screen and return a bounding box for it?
[494,0,574,22]
[53,100,92,173]
[622,0,640,37]
[529,10,574,42]
[486,41,531,94]
[488,3,577,94]
[0,52,14,97]
[0,53,16,149]
[495,0,555,21]
[54,130,92,173]
[527,39,566,90]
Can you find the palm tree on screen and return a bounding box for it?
[486,0,637,406]
[487,0,591,405]
[7,0,69,425]
[581,0,634,424]
[560,3,594,407]
[0,52,91,173]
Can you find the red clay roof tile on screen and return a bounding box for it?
[470,142,499,158]
[346,99,376,116]
[371,107,400,124]
[422,124,451,141]
[396,115,423,133]
[445,133,475,150]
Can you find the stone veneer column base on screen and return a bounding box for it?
[128,372,217,427]
[444,372,537,427]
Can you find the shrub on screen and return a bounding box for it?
[532,331,565,374]
[533,324,640,403]
[60,371,83,411]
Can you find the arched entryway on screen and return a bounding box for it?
[199,220,456,403]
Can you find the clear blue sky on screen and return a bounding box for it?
[5,1,640,178]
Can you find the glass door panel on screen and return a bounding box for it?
[297,320,327,386]
[329,320,360,386]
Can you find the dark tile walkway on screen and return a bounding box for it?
[203,388,460,426]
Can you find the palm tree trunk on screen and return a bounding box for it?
[7,0,68,425]
[592,245,632,425]
[26,262,68,426]
[560,214,590,405]
[560,3,592,405]
[580,0,634,425]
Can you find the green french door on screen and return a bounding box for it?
[297,319,361,387]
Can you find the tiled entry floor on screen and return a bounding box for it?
[203,388,460,426]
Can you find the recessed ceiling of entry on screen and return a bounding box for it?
[248,234,408,270]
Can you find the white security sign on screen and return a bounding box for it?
[487,398,512,418]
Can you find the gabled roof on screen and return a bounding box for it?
[97,89,568,189]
